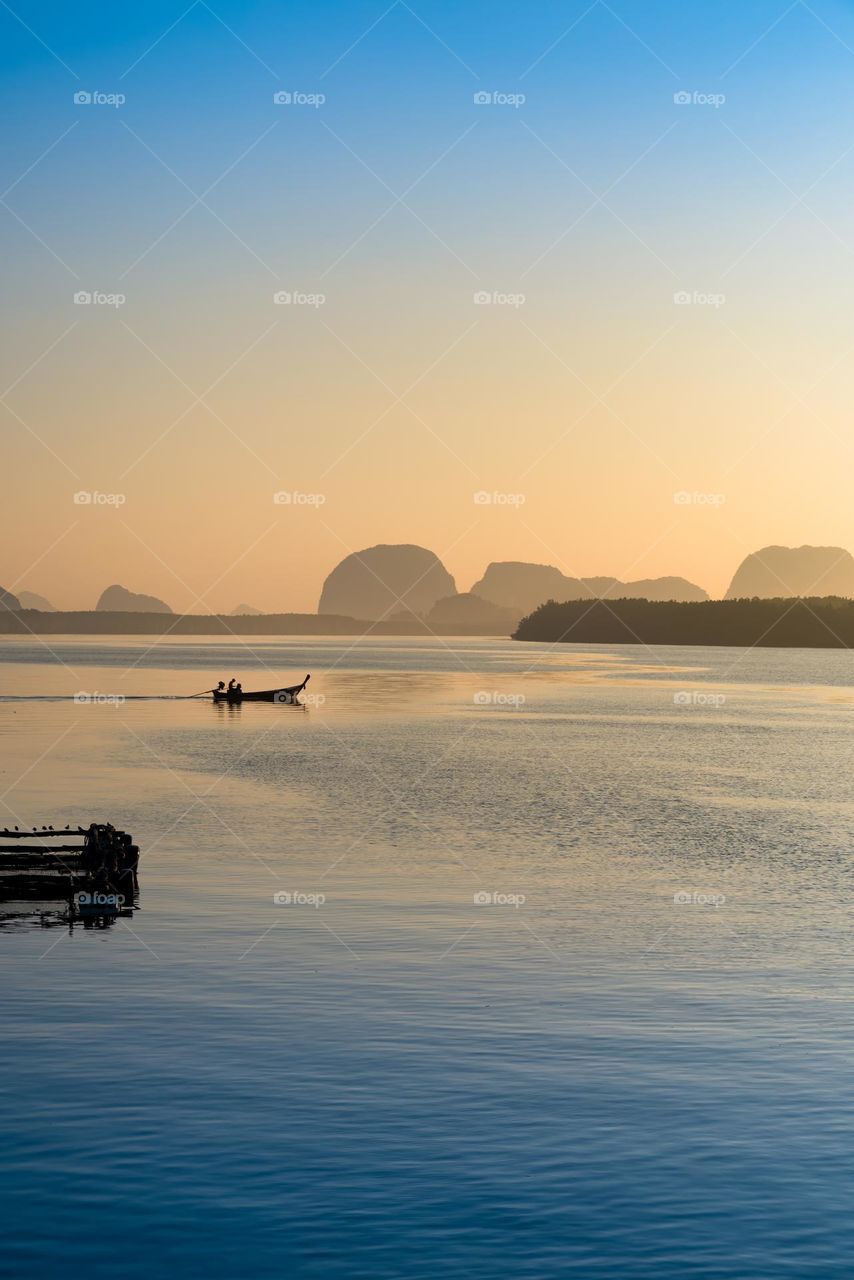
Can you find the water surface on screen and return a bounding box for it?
[2,636,854,1278]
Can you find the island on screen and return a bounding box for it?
[513,596,854,648]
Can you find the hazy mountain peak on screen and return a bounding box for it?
[318,544,456,620]
[471,562,707,613]
[0,586,21,611]
[17,591,56,611]
[96,584,173,613]
[725,545,854,599]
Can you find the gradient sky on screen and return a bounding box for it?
[3,0,854,610]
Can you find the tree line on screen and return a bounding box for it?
[513,597,854,648]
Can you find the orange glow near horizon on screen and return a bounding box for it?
[4,3,854,612]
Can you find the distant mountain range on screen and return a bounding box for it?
[470,561,708,616]
[4,545,854,633]
[318,546,708,626]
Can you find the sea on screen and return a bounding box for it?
[2,635,854,1279]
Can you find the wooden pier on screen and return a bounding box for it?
[0,823,140,903]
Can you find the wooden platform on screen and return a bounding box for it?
[0,824,139,903]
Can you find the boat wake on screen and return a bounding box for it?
[0,695,198,702]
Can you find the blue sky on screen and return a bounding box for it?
[4,1,854,609]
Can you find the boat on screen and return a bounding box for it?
[212,675,310,704]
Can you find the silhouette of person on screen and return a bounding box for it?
[227,678,237,692]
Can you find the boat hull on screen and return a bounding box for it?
[212,677,310,704]
[214,689,283,703]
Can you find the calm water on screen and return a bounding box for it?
[3,635,854,1278]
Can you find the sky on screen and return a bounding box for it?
[3,0,854,610]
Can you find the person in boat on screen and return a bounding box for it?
[234,683,243,696]
[216,681,225,693]
[227,678,237,692]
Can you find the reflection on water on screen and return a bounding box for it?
[0,892,140,933]
[3,637,854,1278]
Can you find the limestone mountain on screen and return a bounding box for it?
[426,592,520,631]
[96,584,173,613]
[471,562,708,615]
[318,545,456,620]
[17,591,56,611]
[725,545,854,599]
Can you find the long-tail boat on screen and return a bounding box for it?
[212,675,310,703]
